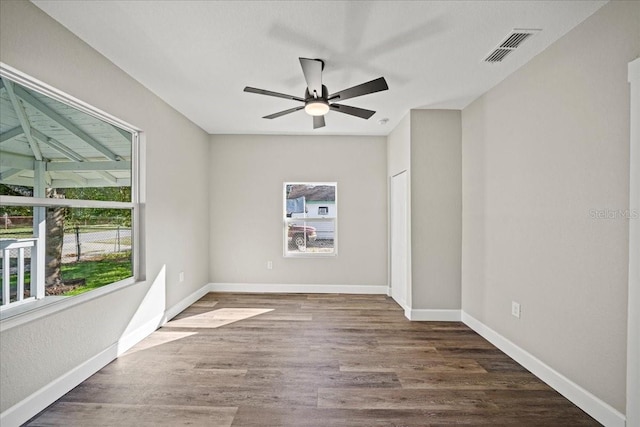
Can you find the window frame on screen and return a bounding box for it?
[283,181,338,258]
[0,63,143,328]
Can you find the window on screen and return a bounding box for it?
[0,67,139,318]
[284,182,337,256]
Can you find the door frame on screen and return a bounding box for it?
[389,170,411,314]
[627,57,640,427]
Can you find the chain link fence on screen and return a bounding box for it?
[1,216,131,263]
[2,214,132,302]
[62,223,131,262]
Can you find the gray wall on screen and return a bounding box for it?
[0,1,210,412]
[387,110,462,312]
[387,113,411,177]
[209,134,387,287]
[461,0,640,412]
[410,110,461,310]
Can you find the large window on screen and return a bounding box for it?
[0,67,139,318]
[284,182,337,257]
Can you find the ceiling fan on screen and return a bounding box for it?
[244,58,389,129]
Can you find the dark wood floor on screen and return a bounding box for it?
[27,293,600,426]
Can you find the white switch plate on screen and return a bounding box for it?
[267,261,273,270]
[511,301,521,318]
[179,271,184,282]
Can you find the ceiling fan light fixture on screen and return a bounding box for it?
[305,100,329,116]
[245,58,388,128]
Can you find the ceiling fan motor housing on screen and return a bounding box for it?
[304,85,330,116]
[244,57,388,128]
[305,85,329,102]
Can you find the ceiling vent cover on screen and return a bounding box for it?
[484,29,540,63]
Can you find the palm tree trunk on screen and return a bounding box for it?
[45,190,65,287]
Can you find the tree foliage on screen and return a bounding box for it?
[65,187,131,226]
[0,184,32,216]
[0,185,131,226]
[64,186,130,202]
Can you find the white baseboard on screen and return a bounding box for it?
[0,343,118,427]
[164,283,212,322]
[408,309,461,321]
[385,297,411,319]
[209,282,389,295]
[117,282,212,356]
[462,312,626,427]
[0,282,212,427]
[116,313,164,356]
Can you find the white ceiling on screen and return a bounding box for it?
[32,0,606,136]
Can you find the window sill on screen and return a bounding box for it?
[0,276,137,332]
[284,252,338,258]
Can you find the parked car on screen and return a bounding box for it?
[288,223,317,248]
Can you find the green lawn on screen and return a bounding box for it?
[61,257,132,296]
[0,227,32,238]
[0,255,132,298]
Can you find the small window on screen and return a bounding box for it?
[284,182,337,257]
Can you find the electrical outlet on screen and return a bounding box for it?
[179,271,184,282]
[511,301,521,319]
[267,261,273,270]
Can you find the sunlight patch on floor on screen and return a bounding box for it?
[190,300,219,308]
[123,331,197,356]
[164,308,274,329]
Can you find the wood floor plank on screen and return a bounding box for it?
[86,363,247,386]
[26,293,599,426]
[397,371,552,390]
[317,388,499,410]
[231,406,598,426]
[243,368,402,389]
[339,358,488,374]
[58,383,319,408]
[27,402,236,427]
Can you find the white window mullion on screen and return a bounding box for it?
[0,195,134,210]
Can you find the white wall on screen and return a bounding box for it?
[461,0,640,413]
[209,134,387,287]
[0,0,210,416]
[410,110,461,310]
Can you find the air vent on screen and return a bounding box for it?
[500,32,533,49]
[485,48,512,63]
[484,29,540,63]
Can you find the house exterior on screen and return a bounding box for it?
[287,184,336,240]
